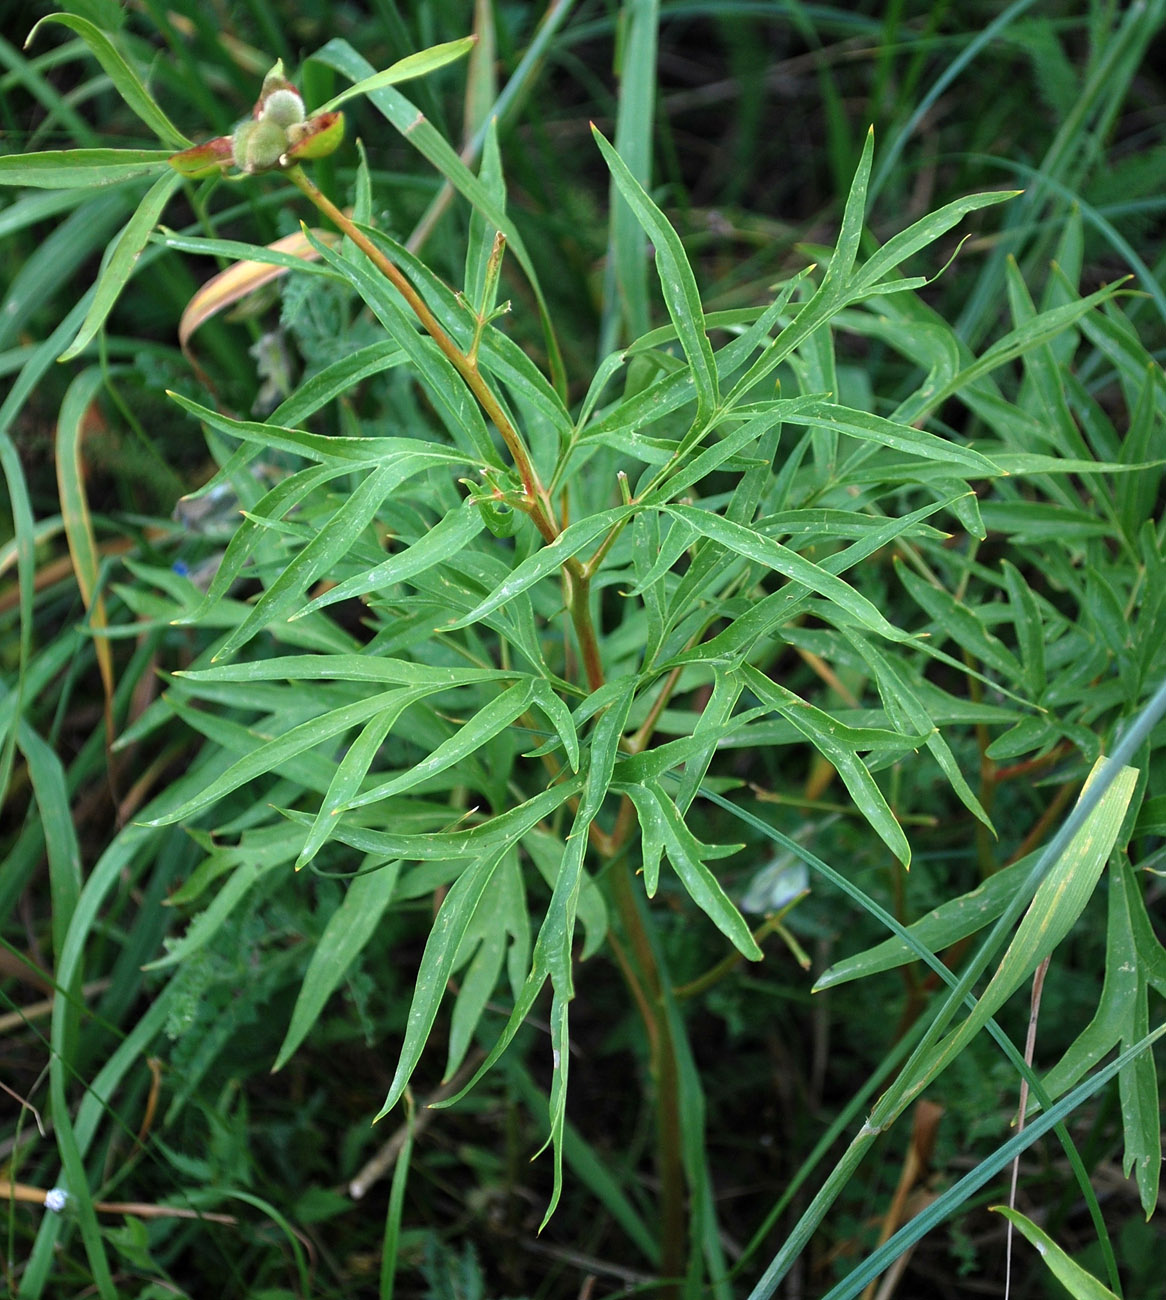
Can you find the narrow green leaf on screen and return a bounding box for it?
[445,506,634,629]
[166,390,474,469]
[592,124,717,428]
[0,148,174,188]
[1000,559,1047,698]
[26,14,191,148]
[815,853,1035,990]
[268,341,405,427]
[282,777,582,862]
[295,499,486,619]
[797,403,1000,474]
[295,690,437,870]
[992,1209,1119,1300]
[624,783,666,897]
[895,559,1023,678]
[667,505,909,643]
[846,631,992,828]
[741,664,913,867]
[58,169,182,361]
[378,849,508,1115]
[210,464,405,659]
[175,654,508,688]
[646,780,758,957]
[316,37,477,112]
[856,188,1017,291]
[274,861,401,1071]
[531,680,579,772]
[346,680,536,808]
[309,38,565,394]
[447,850,529,1078]
[304,226,500,466]
[143,687,418,826]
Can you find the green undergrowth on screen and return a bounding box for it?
[2,3,1165,1298]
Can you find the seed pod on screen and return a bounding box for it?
[283,112,345,163]
[169,134,234,177]
[261,87,305,128]
[234,117,289,173]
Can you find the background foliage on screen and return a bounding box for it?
[2,3,1165,1299]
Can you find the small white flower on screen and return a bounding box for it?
[44,1187,69,1213]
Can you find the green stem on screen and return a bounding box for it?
[287,164,608,698]
[607,860,686,1299]
[564,566,604,694]
[284,165,560,544]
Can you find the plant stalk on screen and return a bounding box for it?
[285,165,560,542]
[607,859,686,1299]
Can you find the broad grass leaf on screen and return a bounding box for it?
[27,14,191,148]
[17,721,81,961]
[894,759,1137,1112]
[0,148,173,188]
[273,859,402,1071]
[1039,856,1160,1213]
[814,853,1036,990]
[55,368,113,695]
[599,0,656,347]
[317,36,476,112]
[59,169,182,361]
[0,194,131,352]
[592,125,717,428]
[0,289,94,794]
[991,1209,1119,1300]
